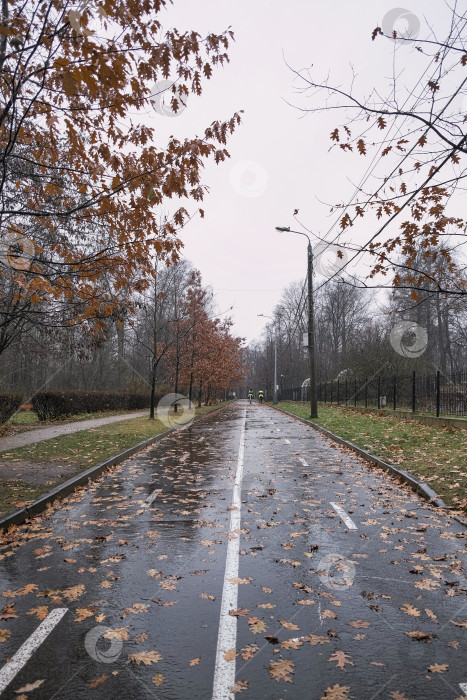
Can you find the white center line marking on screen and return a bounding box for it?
[0,608,68,694]
[144,489,162,507]
[459,682,467,694]
[284,438,291,444]
[298,457,309,467]
[212,409,246,700]
[330,502,358,530]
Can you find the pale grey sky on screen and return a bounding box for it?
[145,0,452,342]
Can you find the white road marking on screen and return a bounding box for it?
[459,682,467,694]
[276,428,281,432]
[144,488,162,507]
[0,608,68,694]
[212,409,246,700]
[284,438,291,444]
[330,502,358,530]
[298,457,309,467]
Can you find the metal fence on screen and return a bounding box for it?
[281,369,467,417]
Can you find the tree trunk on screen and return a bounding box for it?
[197,380,203,408]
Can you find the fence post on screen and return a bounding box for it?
[377,375,381,409]
[337,380,340,405]
[365,379,368,408]
[324,382,327,403]
[330,380,333,404]
[354,377,357,407]
[412,370,416,413]
[393,375,397,411]
[345,379,348,406]
[436,370,440,417]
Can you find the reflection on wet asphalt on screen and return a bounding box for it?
[0,402,466,699]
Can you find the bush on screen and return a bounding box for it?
[31,391,152,421]
[0,393,23,423]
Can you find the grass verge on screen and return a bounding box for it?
[278,402,467,510]
[0,403,224,517]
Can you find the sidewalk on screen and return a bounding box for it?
[0,411,148,452]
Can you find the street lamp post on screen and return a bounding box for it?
[275,226,318,419]
[258,314,278,405]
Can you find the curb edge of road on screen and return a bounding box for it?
[271,405,451,511]
[0,403,229,534]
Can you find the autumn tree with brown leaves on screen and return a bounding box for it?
[293,5,467,301]
[0,0,240,355]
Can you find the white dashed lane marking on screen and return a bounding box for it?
[212,408,246,700]
[0,608,68,694]
[284,438,291,444]
[298,457,309,467]
[144,488,162,507]
[330,502,358,530]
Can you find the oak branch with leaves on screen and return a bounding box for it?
[0,0,241,350]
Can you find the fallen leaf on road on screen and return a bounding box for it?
[347,620,370,628]
[103,627,130,641]
[400,603,420,617]
[261,587,272,593]
[15,680,44,692]
[428,663,448,673]
[328,651,354,670]
[2,584,38,598]
[320,683,351,699]
[280,620,299,630]
[88,676,107,688]
[134,633,148,644]
[229,577,252,584]
[451,620,467,627]
[405,630,432,642]
[229,608,250,617]
[0,604,17,619]
[153,673,164,686]
[248,616,267,633]
[305,634,330,646]
[74,608,94,622]
[0,629,11,642]
[268,659,294,683]
[321,610,337,620]
[223,649,237,661]
[240,644,258,659]
[189,657,200,666]
[61,585,85,601]
[129,651,162,665]
[231,680,249,693]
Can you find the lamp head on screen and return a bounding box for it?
[275,226,290,232]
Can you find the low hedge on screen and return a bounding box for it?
[0,393,23,423]
[31,391,152,421]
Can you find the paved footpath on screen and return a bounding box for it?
[0,412,148,452]
[0,402,466,699]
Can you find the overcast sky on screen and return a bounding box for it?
[145,0,450,343]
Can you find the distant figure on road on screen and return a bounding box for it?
[248,389,253,404]
[258,390,264,404]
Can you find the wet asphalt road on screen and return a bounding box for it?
[0,401,466,699]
